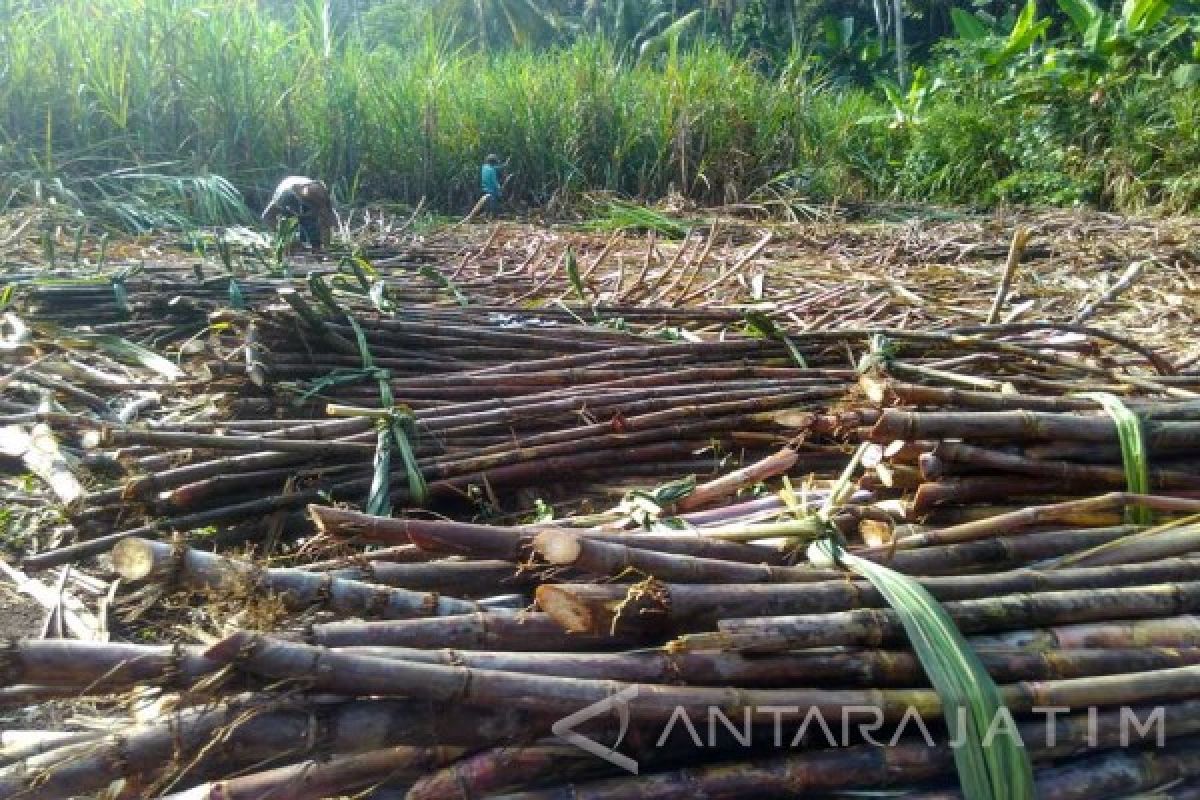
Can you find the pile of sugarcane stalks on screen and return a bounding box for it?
[348,211,1200,343]
[3,220,772,326]
[857,376,1200,521]
[19,319,862,569]
[8,207,1200,798]
[14,483,1200,798]
[222,292,1185,419]
[7,210,1200,402]
[373,211,1200,364]
[11,208,1200,356]
[3,260,471,327]
[21,292,1173,572]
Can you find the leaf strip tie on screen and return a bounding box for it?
[1079,391,1151,524]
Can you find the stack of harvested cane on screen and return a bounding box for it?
[24,294,1176,574]
[7,211,1200,798]
[12,369,1200,796]
[22,301,864,570]
[11,482,1200,797]
[858,376,1200,520]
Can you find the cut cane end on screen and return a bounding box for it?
[533,530,581,565]
[535,585,593,634]
[110,538,156,581]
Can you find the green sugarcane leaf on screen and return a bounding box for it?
[804,550,1035,800]
[286,367,387,405]
[345,253,377,293]
[743,310,779,339]
[584,202,692,238]
[377,374,395,409]
[780,336,808,369]
[638,9,703,63]
[651,474,696,505]
[279,289,327,332]
[343,307,397,418]
[390,410,428,507]
[307,272,344,317]
[366,420,393,517]
[418,265,469,307]
[565,246,587,305]
[810,444,1035,800]
[110,276,130,316]
[272,217,298,272]
[744,311,808,368]
[354,253,378,278]
[227,278,245,310]
[346,315,375,371]
[1079,391,1151,524]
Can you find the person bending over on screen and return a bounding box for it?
[262,176,334,251]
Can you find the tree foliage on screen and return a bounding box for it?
[4,0,1200,224]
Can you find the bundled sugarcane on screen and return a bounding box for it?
[9,208,1200,799]
[29,299,1167,571]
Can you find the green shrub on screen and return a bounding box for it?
[2,0,1200,227]
[897,99,1011,203]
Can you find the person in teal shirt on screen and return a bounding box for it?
[480,154,503,217]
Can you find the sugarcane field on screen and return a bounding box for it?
[10,1,1200,799]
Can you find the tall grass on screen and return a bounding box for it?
[1,0,1199,226]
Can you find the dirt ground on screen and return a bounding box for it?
[0,580,79,730]
[0,581,45,639]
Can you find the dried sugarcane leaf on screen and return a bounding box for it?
[44,327,182,380]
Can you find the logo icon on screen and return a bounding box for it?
[551,685,640,774]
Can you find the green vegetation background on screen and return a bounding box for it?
[3,0,1200,228]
